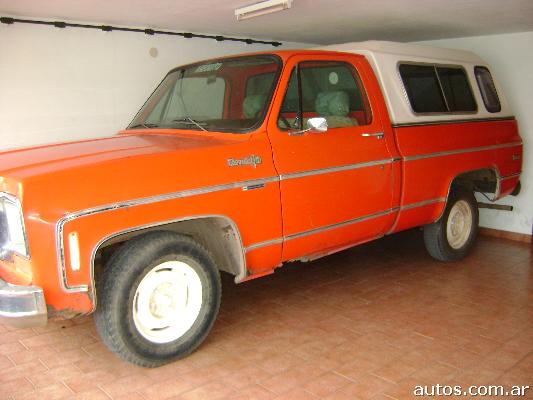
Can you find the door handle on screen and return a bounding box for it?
[361,132,385,139]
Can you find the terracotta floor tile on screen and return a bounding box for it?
[273,388,319,400]
[14,382,73,400]
[1,377,35,398]
[461,335,502,355]
[409,362,459,384]
[303,372,352,397]
[372,359,419,383]
[256,353,304,374]
[259,363,325,394]
[333,357,382,381]
[63,369,117,393]
[0,359,48,383]
[220,365,273,390]
[324,390,363,400]
[340,374,394,399]
[66,387,111,400]
[0,354,14,369]
[0,341,26,356]
[178,380,236,400]
[140,377,195,399]
[228,385,276,400]
[27,364,84,389]
[453,365,502,386]
[98,372,155,398]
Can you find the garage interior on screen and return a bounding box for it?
[1,0,532,399]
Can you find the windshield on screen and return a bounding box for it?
[129,55,281,133]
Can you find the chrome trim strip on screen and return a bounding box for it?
[285,208,399,241]
[246,208,399,253]
[400,197,446,211]
[0,192,31,261]
[280,158,394,181]
[387,197,448,235]
[392,116,515,128]
[56,176,279,293]
[500,172,521,181]
[245,238,283,252]
[404,142,522,162]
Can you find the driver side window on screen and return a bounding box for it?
[277,61,372,130]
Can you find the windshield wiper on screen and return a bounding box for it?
[129,123,159,129]
[172,117,208,132]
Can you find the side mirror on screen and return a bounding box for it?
[307,117,328,132]
[289,117,328,136]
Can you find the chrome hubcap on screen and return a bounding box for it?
[133,261,202,343]
[446,200,473,249]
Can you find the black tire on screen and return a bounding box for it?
[423,189,479,262]
[94,231,221,367]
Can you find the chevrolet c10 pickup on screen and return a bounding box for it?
[0,41,522,367]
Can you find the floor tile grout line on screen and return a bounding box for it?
[60,380,76,395]
[496,348,533,379]
[97,383,115,399]
[18,338,29,350]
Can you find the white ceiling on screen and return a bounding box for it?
[1,0,533,44]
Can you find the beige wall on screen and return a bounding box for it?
[0,21,309,149]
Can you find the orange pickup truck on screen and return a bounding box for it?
[0,41,522,367]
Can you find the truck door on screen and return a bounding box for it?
[266,54,396,261]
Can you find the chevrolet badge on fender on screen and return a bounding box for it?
[227,155,262,168]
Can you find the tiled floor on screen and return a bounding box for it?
[1,230,532,400]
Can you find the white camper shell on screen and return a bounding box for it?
[320,41,512,125]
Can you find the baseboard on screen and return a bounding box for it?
[479,227,532,243]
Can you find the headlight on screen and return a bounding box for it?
[0,193,29,259]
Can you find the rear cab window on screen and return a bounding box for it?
[399,63,477,114]
[474,66,501,113]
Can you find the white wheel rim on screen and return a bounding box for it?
[446,200,473,250]
[133,260,203,344]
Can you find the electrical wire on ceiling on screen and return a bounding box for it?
[0,16,283,47]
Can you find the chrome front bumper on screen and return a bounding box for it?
[0,278,47,328]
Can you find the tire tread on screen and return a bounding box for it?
[94,231,221,367]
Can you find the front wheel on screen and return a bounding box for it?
[423,189,479,262]
[95,231,221,367]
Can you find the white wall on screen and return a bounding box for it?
[416,32,533,236]
[0,21,309,149]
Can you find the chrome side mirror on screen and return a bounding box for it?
[289,117,328,136]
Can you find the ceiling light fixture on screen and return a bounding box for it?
[235,0,292,21]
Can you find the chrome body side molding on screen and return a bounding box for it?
[404,141,522,162]
[400,198,446,211]
[246,208,399,253]
[500,172,521,181]
[284,208,399,241]
[280,158,395,181]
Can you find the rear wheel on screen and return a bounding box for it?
[423,189,479,262]
[95,231,221,367]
